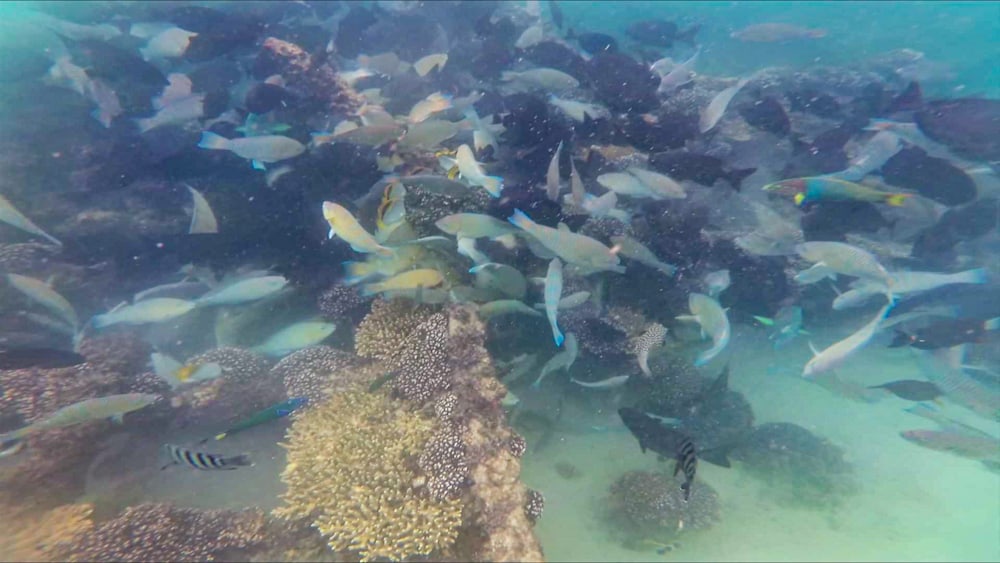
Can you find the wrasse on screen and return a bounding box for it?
[764,176,911,206]
[208,398,308,441]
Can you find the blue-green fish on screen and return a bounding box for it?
[254,321,336,358]
[93,298,196,329]
[508,209,624,274]
[194,275,288,307]
[209,397,308,441]
[6,273,78,329]
[677,293,730,367]
[544,258,564,347]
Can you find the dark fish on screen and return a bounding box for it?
[887,81,924,113]
[868,379,944,401]
[888,284,1000,321]
[523,41,589,82]
[739,95,790,137]
[787,88,842,118]
[548,0,564,29]
[911,198,999,266]
[649,150,756,191]
[915,98,1000,162]
[567,29,618,54]
[586,53,659,112]
[619,407,699,500]
[881,147,977,207]
[889,318,998,350]
[626,20,699,48]
[783,127,852,177]
[0,348,87,370]
[161,444,252,471]
[800,201,892,241]
[244,82,291,114]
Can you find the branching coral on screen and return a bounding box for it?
[354,298,435,363]
[274,387,463,562]
[0,499,93,562]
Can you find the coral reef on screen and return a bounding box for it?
[606,470,721,539]
[55,503,269,562]
[252,37,363,116]
[316,283,371,324]
[0,495,94,562]
[170,346,282,427]
[274,387,463,562]
[271,346,378,404]
[392,312,452,403]
[186,346,270,384]
[354,298,436,363]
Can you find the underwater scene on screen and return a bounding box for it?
[0,0,998,561]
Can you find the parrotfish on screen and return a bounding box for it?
[610,235,677,277]
[889,317,998,350]
[794,262,838,285]
[571,375,630,389]
[501,68,580,92]
[413,53,448,77]
[470,263,527,300]
[186,185,218,234]
[455,144,503,197]
[435,213,518,246]
[457,237,491,265]
[363,268,445,296]
[543,258,565,346]
[699,78,750,133]
[900,429,1000,464]
[796,241,894,290]
[548,95,610,122]
[479,299,543,319]
[532,332,578,388]
[764,176,910,206]
[139,26,196,61]
[834,130,904,181]
[802,303,891,379]
[0,194,62,246]
[0,393,160,443]
[656,49,699,95]
[254,321,337,358]
[408,91,453,124]
[323,201,395,257]
[194,275,288,307]
[198,132,306,170]
[703,269,731,297]
[677,293,731,367]
[546,140,563,201]
[626,167,687,199]
[151,352,222,389]
[508,209,624,274]
[6,273,78,330]
[92,298,196,329]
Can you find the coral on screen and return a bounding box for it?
[434,392,459,420]
[316,283,371,323]
[56,503,269,562]
[274,387,463,562]
[418,421,469,501]
[730,422,859,508]
[0,499,93,562]
[607,471,721,539]
[391,312,452,404]
[272,346,377,404]
[524,489,544,523]
[171,347,282,428]
[559,304,632,363]
[507,433,527,458]
[253,37,363,115]
[354,298,435,363]
[186,346,270,384]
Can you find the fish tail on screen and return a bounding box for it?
[552,327,565,347]
[983,317,999,331]
[230,453,253,467]
[500,71,518,82]
[885,193,912,206]
[197,131,230,151]
[507,209,535,231]
[481,175,504,198]
[957,268,989,285]
[360,282,382,297]
[342,261,371,286]
[91,314,111,329]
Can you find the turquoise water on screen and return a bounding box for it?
[0,1,997,562]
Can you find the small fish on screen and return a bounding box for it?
[0,194,61,246]
[509,209,624,274]
[794,262,838,285]
[186,186,218,234]
[889,318,998,350]
[408,92,453,124]
[764,176,910,206]
[161,444,252,471]
[543,258,565,346]
[479,299,543,319]
[501,68,580,92]
[546,140,563,201]
[548,95,610,122]
[0,393,160,443]
[151,352,222,388]
[363,268,445,296]
[396,119,462,152]
[888,268,989,294]
[618,407,700,500]
[254,321,337,358]
[699,78,750,133]
[6,273,78,329]
[92,298,196,329]
[795,241,894,289]
[134,281,210,302]
[802,303,891,379]
[515,23,544,49]
[193,275,288,308]
[0,348,86,370]
[569,157,586,205]
[609,235,677,277]
[635,323,667,377]
[140,26,197,60]
[703,269,731,297]
[312,122,405,147]
[656,49,699,95]
[323,201,395,257]
[413,53,448,77]
[834,131,904,182]
[832,284,884,311]
[455,144,503,197]
[210,398,308,441]
[731,23,827,43]
[84,78,122,128]
[762,306,808,349]
[597,172,654,198]
[626,167,687,199]
[571,374,630,389]
[676,293,731,367]
[868,380,944,401]
[532,332,579,388]
[462,107,500,154]
[198,132,305,170]
[499,353,539,384]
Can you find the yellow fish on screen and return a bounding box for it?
[362,268,445,296]
[322,201,394,256]
[407,91,453,124]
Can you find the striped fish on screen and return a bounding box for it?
[161,444,252,471]
[674,434,698,501]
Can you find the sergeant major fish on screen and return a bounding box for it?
[162,444,252,471]
[618,407,700,501]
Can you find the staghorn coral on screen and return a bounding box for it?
[274,387,463,562]
[56,503,269,562]
[391,312,452,404]
[606,471,721,539]
[354,298,435,363]
[317,283,371,323]
[271,346,373,404]
[0,500,93,562]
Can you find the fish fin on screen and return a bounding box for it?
[493,233,518,250]
[984,317,1000,331]
[197,131,230,150]
[808,341,821,357]
[507,209,534,230]
[110,414,124,425]
[886,193,911,206]
[553,330,565,347]
[481,175,504,197]
[753,316,774,326]
[699,445,733,468]
[251,160,267,171]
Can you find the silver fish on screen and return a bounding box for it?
[0,194,61,245]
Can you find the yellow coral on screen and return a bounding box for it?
[274,387,462,562]
[354,298,435,363]
[0,501,93,562]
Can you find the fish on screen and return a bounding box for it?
[899,430,1000,463]
[914,346,1000,420]
[0,194,62,246]
[515,23,544,49]
[532,332,578,388]
[571,375,630,389]
[548,95,610,122]
[795,241,894,289]
[831,284,884,311]
[435,213,518,246]
[134,281,210,303]
[648,151,756,191]
[889,318,999,350]
[501,68,580,92]
[677,293,731,367]
[731,23,827,42]
[508,209,625,274]
[6,273,78,330]
[794,263,838,285]
[479,299,543,319]
[140,26,197,60]
[626,167,687,199]
[868,380,944,401]
[343,246,424,286]
[187,186,218,234]
[552,291,591,310]
[759,305,808,349]
[763,177,911,206]
[323,201,395,257]
[161,444,253,471]
[150,352,222,388]
[609,235,677,277]
[635,323,667,377]
[499,354,539,384]
[546,140,563,201]
[312,122,405,147]
[198,132,306,170]
[454,145,503,197]
[455,237,491,266]
[569,157,586,205]
[364,269,445,296]
[597,172,655,198]
[618,407,700,500]
[834,131,904,182]
[83,78,122,128]
[375,182,407,238]
[209,397,308,441]
[357,52,405,76]
[543,258,565,346]
[45,56,90,96]
[408,92,453,124]
[802,303,892,379]
[92,298,196,329]
[700,78,750,133]
[193,275,288,307]
[413,53,448,77]
[471,263,528,300]
[0,348,86,370]
[254,321,337,358]
[396,119,462,152]
[656,49,699,95]
[0,393,160,443]
[887,269,989,294]
[703,269,731,297]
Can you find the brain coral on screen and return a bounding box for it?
[273,387,462,562]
